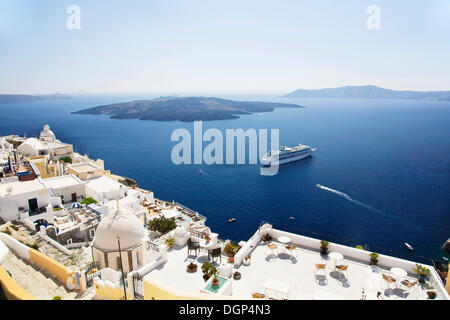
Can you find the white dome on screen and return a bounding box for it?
[40,124,56,142]
[93,206,147,252]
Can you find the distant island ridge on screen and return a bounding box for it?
[72,96,304,122]
[283,85,450,101]
[0,94,71,104]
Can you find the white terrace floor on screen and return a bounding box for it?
[146,241,445,300]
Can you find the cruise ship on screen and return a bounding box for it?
[261,144,316,167]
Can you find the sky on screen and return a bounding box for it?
[0,0,449,95]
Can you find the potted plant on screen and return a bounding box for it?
[355,245,364,250]
[413,264,431,283]
[186,262,198,273]
[320,240,329,256]
[243,255,251,266]
[233,271,241,280]
[369,252,379,265]
[224,242,241,263]
[201,262,216,281]
[165,238,175,249]
[427,291,437,299]
[262,234,272,243]
[205,235,211,244]
[211,270,220,287]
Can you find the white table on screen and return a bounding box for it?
[198,239,215,254]
[278,236,291,254]
[262,278,290,300]
[328,252,344,269]
[390,267,407,287]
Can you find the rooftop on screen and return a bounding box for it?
[68,162,102,173]
[144,227,449,300]
[0,179,46,197]
[42,174,84,189]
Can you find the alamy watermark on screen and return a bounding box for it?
[67,5,81,30]
[366,5,381,30]
[171,121,280,173]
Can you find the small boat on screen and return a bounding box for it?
[228,218,236,223]
[405,243,413,251]
[289,217,295,220]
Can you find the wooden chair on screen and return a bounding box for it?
[187,238,200,256]
[286,244,297,259]
[315,264,328,285]
[335,265,349,282]
[265,243,278,257]
[399,279,417,298]
[208,247,222,264]
[382,273,397,289]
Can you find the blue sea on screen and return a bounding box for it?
[1,94,449,263]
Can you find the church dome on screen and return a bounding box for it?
[93,205,147,252]
[39,124,56,142]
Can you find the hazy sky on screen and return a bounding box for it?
[1,0,449,95]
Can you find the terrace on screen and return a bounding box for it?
[143,224,449,300]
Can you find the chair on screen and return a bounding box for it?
[208,247,222,264]
[314,264,328,285]
[187,238,200,256]
[399,279,417,298]
[286,244,297,259]
[382,273,397,289]
[335,265,349,283]
[265,243,278,257]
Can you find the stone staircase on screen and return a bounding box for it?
[1,251,82,300]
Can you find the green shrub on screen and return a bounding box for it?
[59,156,72,164]
[201,262,216,278]
[413,264,431,277]
[355,245,364,250]
[370,252,379,259]
[148,217,176,234]
[52,296,62,300]
[224,242,241,257]
[320,240,329,250]
[80,197,98,205]
[54,207,63,211]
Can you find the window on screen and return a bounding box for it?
[67,239,73,245]
[89,229,95,238]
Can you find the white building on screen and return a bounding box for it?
[85,176,126,203]
[41,174,86,204]
[0,179,61,223]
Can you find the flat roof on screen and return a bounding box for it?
[0,179,47,197]
[42,174,84,189]
[85,175,122,193]
[69,162,101,173]
[146,237,449,300]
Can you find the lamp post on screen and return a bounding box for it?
[117,236,127,300]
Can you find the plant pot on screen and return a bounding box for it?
[370,258,378,266]
[320,249,328,256]
[228,256,234,263]
[418,275,427,283]
[187,264,197,273]
[212,278,220,287]
[427,291,436,299]
[233,272,241,280]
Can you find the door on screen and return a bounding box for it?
[28,198,38,212]
[71,193,77,202]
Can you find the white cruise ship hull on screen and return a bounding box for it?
[261,149,313,167]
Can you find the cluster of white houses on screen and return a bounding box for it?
[0,125,448,300]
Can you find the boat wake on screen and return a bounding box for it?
[316,184,384,214]
[316,184,422,235]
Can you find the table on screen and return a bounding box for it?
[262,278,290,300]
[328,252,344,269]
[198,239,215,254]
[390,267,407,287]
[277,236,291,254]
